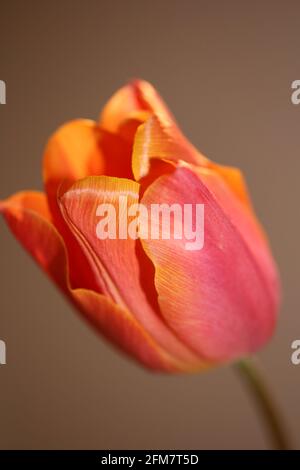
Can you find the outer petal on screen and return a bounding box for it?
[0,191,69,293]
[194,165,278,293]
[0,190,204,372]
[58,175,205,370]
[140,167,279,362]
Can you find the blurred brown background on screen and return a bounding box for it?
[0,0,299,449]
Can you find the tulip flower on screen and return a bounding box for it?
[0,80,280,374]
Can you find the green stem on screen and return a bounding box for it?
[235,358,290,450]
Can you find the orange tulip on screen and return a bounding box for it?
[0,80,280,372]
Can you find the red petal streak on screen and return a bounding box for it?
[195,165,280,308]
[140,167,279,362]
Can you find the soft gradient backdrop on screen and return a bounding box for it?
[0,0,299,449]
